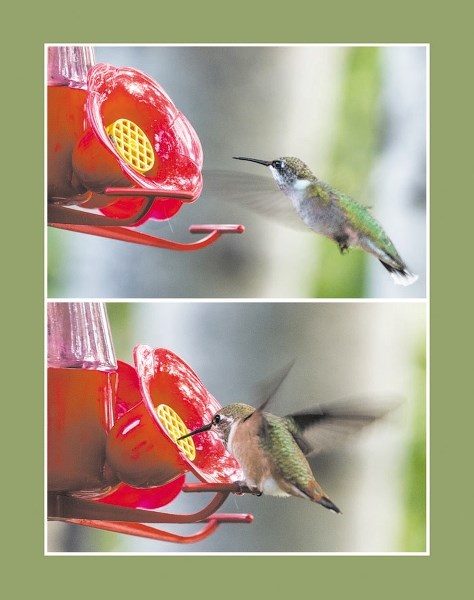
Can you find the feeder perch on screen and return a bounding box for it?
[47,46,244,250]
[47,302,253,544]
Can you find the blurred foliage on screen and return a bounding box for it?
[313,46,381,298]
[400,334,427,551]
[106,302,134,363]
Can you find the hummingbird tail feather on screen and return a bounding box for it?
[317,495,342,514]
[379,260,419,287]
[306,480,341,513]
[361,239,418,286]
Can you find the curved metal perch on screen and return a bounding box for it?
[48,482,254,544]
[48,200,157,227]
[48,185,196,228]
[183,482,258,495]
[48,222,245,250]
[58,514,253,544]
[49,490,229,524]
[48,185,245,250]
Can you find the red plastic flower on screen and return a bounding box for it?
[48,56,244,248]
[104,346,242,500]
[49,63,203,224]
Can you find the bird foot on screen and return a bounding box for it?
[336,237,350,254]
[235,481,262,496]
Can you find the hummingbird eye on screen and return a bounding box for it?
[272,160,283,169]
[213,414,221,425]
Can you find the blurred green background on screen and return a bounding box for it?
[47,45,426,299]
[47,300,426,553]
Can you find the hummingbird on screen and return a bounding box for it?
[179,362,394,513]
[233,156,418,286]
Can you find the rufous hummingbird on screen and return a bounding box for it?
[233,156,418,286]
[179,362,394,513]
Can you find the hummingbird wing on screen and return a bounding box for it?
[202,169,311,231]
[285,397,400,456]
[241,360,296,425]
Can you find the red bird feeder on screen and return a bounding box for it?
[47,46,244,250]
[47,302,252,545]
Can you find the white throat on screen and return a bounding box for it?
[293,178,311,191]
[226,420,240,453]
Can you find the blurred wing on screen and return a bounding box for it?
[286,397,401,456]
[202,169,311,232]
[243,360,296,423]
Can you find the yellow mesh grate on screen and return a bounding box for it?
[106,118,155,173]
[156,404,196,461]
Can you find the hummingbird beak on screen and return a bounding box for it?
[177,422,213,441]
[233,156,272,167]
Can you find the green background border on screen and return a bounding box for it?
[5,0,469,597]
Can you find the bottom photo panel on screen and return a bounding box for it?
[46,300,427,554]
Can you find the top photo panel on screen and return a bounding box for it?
[47,44,427,299]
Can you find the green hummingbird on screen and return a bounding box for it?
[179,362,394,513]
[233,156,418,286]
